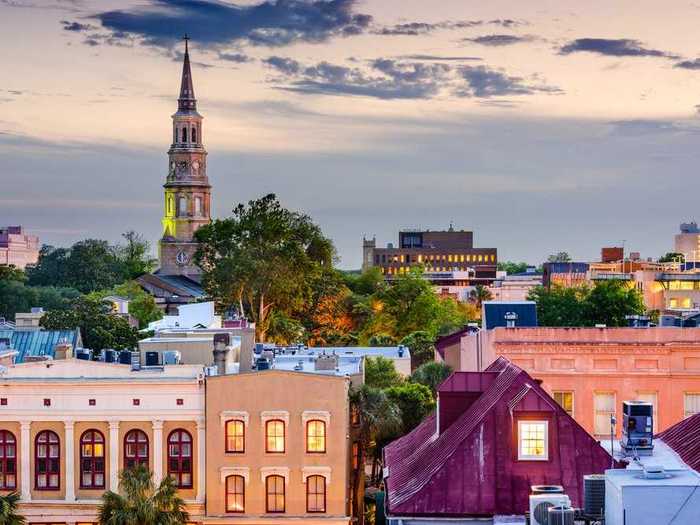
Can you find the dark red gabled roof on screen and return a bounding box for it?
[657,413,700,472]
[384,356,617,517]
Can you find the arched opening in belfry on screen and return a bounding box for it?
[178,195,187,216]
[181,127,188,143]
[191,126,197,143]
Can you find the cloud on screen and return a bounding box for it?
[397,54,482,62]
[376,18,526,36]
[675,58,700,70]
[463,34,534,46]
[90,0,372,49]
[218,52,253,63]
[264,57,450,99]
[457,65,561,98]
[559,38,678,58]
[60,20,94,32]
[608,119,700,136]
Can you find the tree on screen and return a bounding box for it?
[367,333,396,347]
[399,331,435,370]
[364,356,403,389]
[528,285,588,326]
[659,252,684,263]
[118,231,157,279]
[349,385,402,515]
[410,361,453,394]
[468,284,492,310]
[0,492,25,525]
[385,382,435,434]
[547,252,572,263]
[195,194,334,340]
[41,296,139,351]
[0,266,25,283]
[497,261,529,275]
[98,466,188,525]
[89,281,162,330]
[0,280,78,322]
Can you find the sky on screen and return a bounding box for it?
[2,0,700,269]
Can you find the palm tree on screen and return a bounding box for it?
[0,492,25,525]
[98,466,188,525]
[349,385,402,524]
[469,284,493,310]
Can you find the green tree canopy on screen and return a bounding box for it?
[0,266,25,283]
[659,252,684,263]
[399,331,435,370]
[385,382,435,434]
[497,261,529,275]
[410,361,453,394]
[364,356,403,389]
[194,193,334,340]
[0,280,79,322]
[98,466,188,525]
[89,281,162,330]
[547,252,572,263]
[41,296,140,351]
[118,231,157,279]
[0,492,25,525]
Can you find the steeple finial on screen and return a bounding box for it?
[178,34,196,111]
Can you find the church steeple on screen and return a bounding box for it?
[178,35,196,112]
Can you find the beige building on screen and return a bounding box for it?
[0,226,39,270]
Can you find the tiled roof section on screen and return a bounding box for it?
[385,357,524,508]
[0,329,81,363]
[482,301,538,330]
[141,273,205,298]
[657,413,700,472]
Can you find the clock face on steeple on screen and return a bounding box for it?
[175,250,190,266]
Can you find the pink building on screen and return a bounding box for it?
[437,326,700,438]
[0,226,39,269]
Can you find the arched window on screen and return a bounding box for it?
[225,420,245,453]
[35,430,60,490]
[178,196,187,216]
[181,127,188,143]
[265,475,285,513]
[306,420,326,453]
[306,475,326,513]
[0,431,16,489]
[194,196,202,216]
[168,196,174,215]
[124,429,149,469]
[167,429,192,488]
[80,430,105,489]
[191,126,197,143]
[226,475,245,513]
[174,127,178,143]
[265,420,285,453]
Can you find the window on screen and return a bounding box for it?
[636,392,658,432]
[306,475,326,513]
[0,431,16,489]
[265,420,285,453]
[191,126,197,143]
[80,430,105,489]
[35,430,60,490]
[594,392,616,435]
[226,475,245,513]
[517,421,548,461]
[0,398,7,406]
[178,196,187,216]
[194,197,202,216]
[132,399,140,406]
[306,420,326,453]
[167,429,193,488]
[265,475,285,513]
[43,399,51,406]
[124,429,149,469]
[88,399,96,406]
[684,393,700,418]
[352,441,360,470]
[553,391,574,417]
[181,127,187,143]
[225,420,245,453]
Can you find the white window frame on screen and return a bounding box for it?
[517,420,549,461]
[684,392,700,418]
[594,391,616,436]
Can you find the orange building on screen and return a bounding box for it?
[437,326,700,438]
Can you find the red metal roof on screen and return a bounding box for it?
[384,356,618,517]
[657,413,700,472]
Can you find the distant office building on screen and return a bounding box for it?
[0,226,39,269]
[675,221,700,262]
[601,246,624,263]
[488,267,542,302]
[542,261,590,288]
[362,227,497,286]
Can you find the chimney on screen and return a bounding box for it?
[213,333,231,376]
[238,327,255,372]
[53,340,73,360]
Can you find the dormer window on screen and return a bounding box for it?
[517,420,548,461]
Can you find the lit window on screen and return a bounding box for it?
[80,430,105,489]
[225,420,245,453]
[124,429,149,469]
[669,298,678,308]
[448,255,453,262]
[594,392,616,435]
[266,420,285,453]
[167,429,193,488]
[306,420,326,453]
[306,475,326,513]
[517,421,548,460]
[226,475,245,513]
[0,431,16,489]
[266,475,285,513]
[417,254,423,263]
[684,393,700,418]
[553,392,574,417]
[460,254,465,262]
[35,430,60,490]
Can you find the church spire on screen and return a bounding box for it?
[178,35,196,112]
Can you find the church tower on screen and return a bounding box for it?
[159,37,211,276]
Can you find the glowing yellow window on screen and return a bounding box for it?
[417,254,423,263]
[553,392,574,417]
[478,255,483,262]
[306,420,326,453]
[460,255,465,262]
[518,421,548,460]
[448,255,453,262]
[682,297,692,308]
[670,298,678,308]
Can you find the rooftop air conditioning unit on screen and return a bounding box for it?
[529,494,571,525]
